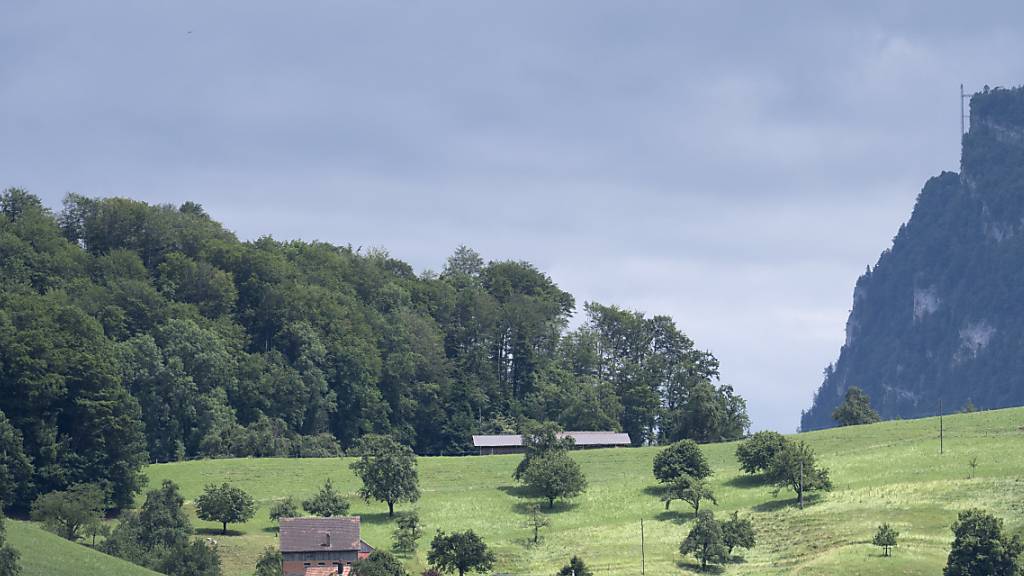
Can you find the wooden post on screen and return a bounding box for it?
[640,517,645,576]
[799,460,804,510]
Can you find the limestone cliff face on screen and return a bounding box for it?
[801,86,1024,431]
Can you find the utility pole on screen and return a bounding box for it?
[939,397,944,455]
[640,517,646,576]
[799,460,804,510]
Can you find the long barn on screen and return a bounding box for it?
[472,431,632,455]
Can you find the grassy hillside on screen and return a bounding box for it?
[19,406,1019,576]
[5,519,162,576]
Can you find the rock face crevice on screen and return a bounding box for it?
[801,85,1024,431]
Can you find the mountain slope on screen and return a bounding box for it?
[803,85,1024,430]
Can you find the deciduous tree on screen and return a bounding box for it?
[302,479,349,517]
[427,530,495,576]
[735,431,788,475]
[679,511,727,570]
[521,451,587,509]
[30,484,105,541]
[944,509,1022,576]
[393,511,423,553]
[721,511,755,557]
[524,504,549,544]
[662,474,716,514]
[352,550,408,576]
[195,483,255,535]
[653,440,711,483]
[766,441,832,506]
[254,547,282,576]
[350,435,420,517]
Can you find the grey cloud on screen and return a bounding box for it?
[3,0,1024,431]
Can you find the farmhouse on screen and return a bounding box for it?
[279,517,374,576]
[472,431,632,455]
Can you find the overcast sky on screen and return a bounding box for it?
[3,1,1023,432]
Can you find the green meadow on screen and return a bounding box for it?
[5,519,161,576]
[10,407,1024,575]
[144,407,1024,576]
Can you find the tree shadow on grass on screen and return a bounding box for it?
[643,485,667,497]
[676,559,726,574]
[497,484,532,498]
[510,499,579,515]
[656,509,694,525]
[752,493,824,513]
[723,474,766,489]
[195,527,244,537]
[262,526,280,534]
[726,554,749,564]
[358,511,397,526]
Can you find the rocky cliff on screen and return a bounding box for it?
[802,85,1024,431]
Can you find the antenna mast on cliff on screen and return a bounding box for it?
[961,84,969,136]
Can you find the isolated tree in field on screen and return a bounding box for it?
[735,430,788,475]
[944,509,1022,576]
[653,440,711,483]
[350,435,421,517]
[721,511,756,557]
[521,451,588,508]
[303,479,350,517]
[427,530,496,576]
[352,550,409,576]
[831,386,880,427]
[514,421,575,480]
[30,483,105,541]
[967,456,979,479]
[662,474,716,514]
[766,441,832,506]
[254,547,283,576]
[556,556,593,576]
[268,497,299,525]
[0,512,21,576]
[195,483,255,534]
[872,523,899,557]
[525,504,550,544]
[393,510,423,553]
[679,510,728,570]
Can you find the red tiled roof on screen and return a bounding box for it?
[280,517,361,552]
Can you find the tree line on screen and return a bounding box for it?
[0,188,749,514]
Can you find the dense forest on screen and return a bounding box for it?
[803,85,1024,430]
[0,190,748,512]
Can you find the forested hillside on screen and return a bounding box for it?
[803,85,1024,430]
[0,191,748,512]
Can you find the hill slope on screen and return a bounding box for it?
[130,406,1024,576]
[802,85,1024,430]
[5,519,162,576]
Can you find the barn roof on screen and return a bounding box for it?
[472,431,631,448]
[279,517,361,552]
